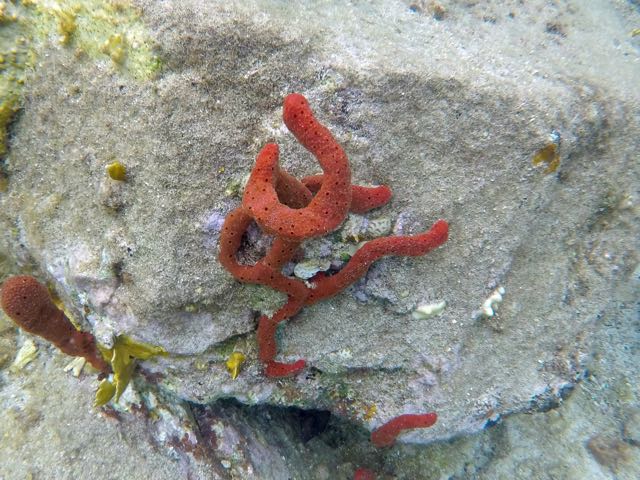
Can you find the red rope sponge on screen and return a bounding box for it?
[219,93,448,377]
[0,275,110,374]
[370,412,438,448]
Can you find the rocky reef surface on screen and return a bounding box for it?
[0,0,638,478]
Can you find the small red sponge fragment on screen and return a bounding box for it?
[0,275,110,374]
[353,467,377,480]
[370,412,438,448]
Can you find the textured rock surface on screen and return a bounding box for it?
[0,0,639,476]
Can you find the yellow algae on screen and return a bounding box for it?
[106,160,126,181]
[631,28,640,37]
[101,33,126,64]
[363,403,377,421]
[110,341,137,400]
[112,334,167,360]
[225,351,246,380]
[56,9,77,45]
[532,142,560,173]
[94,378,117,407]
[95,334,167,406]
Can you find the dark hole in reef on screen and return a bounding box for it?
[188,398,335,446]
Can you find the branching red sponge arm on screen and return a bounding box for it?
[0,275,111,374]
[256,297,307,377]
[370,412,438,448]
[302,174,393,214]
[307,219,449,305]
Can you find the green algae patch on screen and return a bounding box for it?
[225,351,246,380]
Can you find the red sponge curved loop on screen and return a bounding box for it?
[242,94,352,240]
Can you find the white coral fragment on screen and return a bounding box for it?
[9,339,38,373]
[341,214,392,242]
[412,300,447,320]
[293,258,331,280]
[63,357,87,377]
[480,286,505,318]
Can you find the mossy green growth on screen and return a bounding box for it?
[55,8,77,45]
[0,0,162,186]
[95,334,168,407]
[0,94,18,157]
[19,0,163,81]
